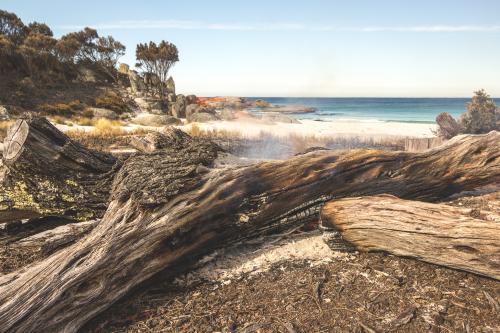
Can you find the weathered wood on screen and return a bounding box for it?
[435,112,463,139]
[321,194,500,280]
[0,131,498,333]
[404,137,445,152]
[0,117,119,222]
[129,128,196,153]
[11,219,98,255]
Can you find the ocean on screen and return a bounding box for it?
[248,98,499,124]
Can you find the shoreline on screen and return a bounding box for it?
[179,117,437,140]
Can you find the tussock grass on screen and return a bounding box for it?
[0,120,15,140]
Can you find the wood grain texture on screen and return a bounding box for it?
[321,194,500,280]
[0,117,119,222]
[0,130,498,332]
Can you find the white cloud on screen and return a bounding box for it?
[58,20,500,33]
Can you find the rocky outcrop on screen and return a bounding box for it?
[185,104,219,122]
[254,99,270,108]
[128,70,146,94]
[187,112,219,123]
[134,97,166,114]
[186,95,197,105]
[171,94,186,118]
[131,114,182,126]
[261,113,300,124]
[166,77,175,95]
[118,63,129,74]
[89,108,118,120]
[220,108,237,121]
[167,93,176,103]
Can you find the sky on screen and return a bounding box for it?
[2,0,500,97]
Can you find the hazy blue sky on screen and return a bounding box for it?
[2,0,500,97]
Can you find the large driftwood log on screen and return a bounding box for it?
[0,131,498,332]
[321,195,500,279]
[0,117,119,222]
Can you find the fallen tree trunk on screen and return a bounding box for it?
[321,195,500,279]
[0,117,119,222]
[11,219,99,255]
[0,131,498,332]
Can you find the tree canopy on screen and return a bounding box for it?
[136,41,179,97]
[0,10,125,83]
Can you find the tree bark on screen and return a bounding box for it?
[0,117,119,222]
[10,219,99,255]
[321,194,500,280]
[0,131,498,333]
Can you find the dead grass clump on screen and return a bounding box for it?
[0,120,14,140]
[93,118,125,137]
[37,100,84,116]
[94,90,129,114]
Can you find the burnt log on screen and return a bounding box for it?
[0,117,119,222]
[0,131,498,332]
[321,194,500,279]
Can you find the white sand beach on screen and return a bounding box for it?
[180,118,437,140]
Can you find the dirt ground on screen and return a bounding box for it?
[83,252,499,333]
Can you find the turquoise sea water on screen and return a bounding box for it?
[248,98,500,124]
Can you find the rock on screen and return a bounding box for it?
[77,67,97,83]
[128,70,145,94]
[186,104,200,118]
[166,77,175,95]
[118,63,129,74]
[171,94,186,118]
[144,72,160,87]
[0,105,9,120]
[261,113,300,124]
[186,105,216,119]
[187,112,219,123]
[254,99,270,108]
[167,93,176,103]
[186,95,197,105]
[258,105,316,113]
[131,114,182,126]
[134,97,166,114]
[89,108,118,120]
[220,109,236,121]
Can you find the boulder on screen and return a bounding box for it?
[186,105,216,119]
[171,94,186,118]
[187,111,219,123]
[167,93,176,103]
[186,95,197,105]
[118,63,129,74]
[261,113,300,124]
[77,67,97,83]
[166,77,175,95]
[128,70,145,94]
[254,99,270,108]
[219,108,236,121]
[131,114,182,126]
[134,97,166,114]
[89,107,118,120]
[0,105,9,120]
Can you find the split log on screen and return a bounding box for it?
[11,219,98,255]
[0,117,119,222]
[0,131,498,332]
[321,195,500,279]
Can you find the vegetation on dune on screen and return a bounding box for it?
[0,10,125,89]
[436,89,499,138]
[136,41,179,98]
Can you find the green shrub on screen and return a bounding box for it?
[459,89,498,134]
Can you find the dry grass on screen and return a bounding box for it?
[0,120,15,140]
